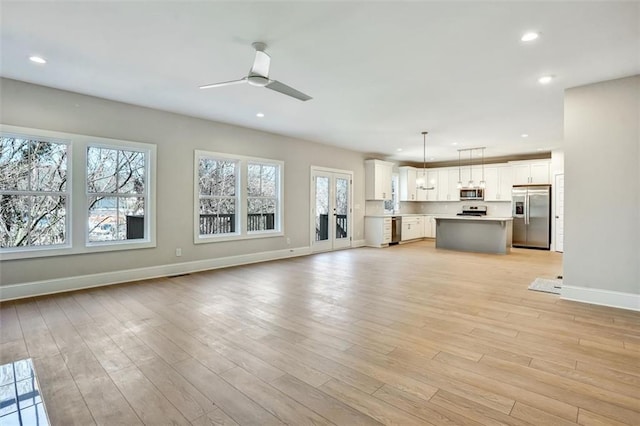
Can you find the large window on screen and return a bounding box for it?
[0,125,155,259]
[247,162,278,232]
[197,157,238,236]
[0,135,69,250]
[195,151,282,242]
[87,146,148,243]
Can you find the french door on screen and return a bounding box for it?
[311,167,352,252]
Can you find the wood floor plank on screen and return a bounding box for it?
[74,376,143,425]
[372,384,483,426]
[270,374,383,426]
[220,366,333,425]
[173,357,285,425]
[319,378,429,426]
[3,241,638,425]
[109,365,190,425]
[0,302,23,343]
[137,358,216,421]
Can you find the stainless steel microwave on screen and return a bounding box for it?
[460,188,484,200]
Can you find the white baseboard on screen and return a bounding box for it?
[561,285,640,312]
[0,246,312,301]
[352,239,366,248]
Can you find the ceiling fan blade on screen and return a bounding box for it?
[265,80,312,101]
[199,78,246,89]
[251,50,271,78]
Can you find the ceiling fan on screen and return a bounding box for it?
[199,42,312,102]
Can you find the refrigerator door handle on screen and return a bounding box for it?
[525,194,529,225]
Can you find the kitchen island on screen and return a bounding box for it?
[435,216,513,254]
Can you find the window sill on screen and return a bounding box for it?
[195,231,284,244]
[1,240,156,261]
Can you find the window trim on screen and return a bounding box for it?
[0,125,156,261]
[0,131,72,255]
[85,142,152,247]
[194,150,284,244]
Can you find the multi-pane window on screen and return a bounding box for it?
[87,146,147,242]
[0,136,69,249]
[198,157,238,236]
[247,163,279,232]
[195,151,282,242]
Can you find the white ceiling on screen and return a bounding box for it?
[1,1,638,162]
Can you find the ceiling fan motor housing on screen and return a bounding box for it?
[247,74,269,87]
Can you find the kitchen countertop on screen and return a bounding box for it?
[434,216,513,221]
[365,213,450,218]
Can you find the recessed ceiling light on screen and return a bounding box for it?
[538,75,554,84]
[521,133,529,138]
[537,148,545,151]
[396,148,403,152]
[256,112,265,118]
[429,157,435,161]
[29,56,47,64]
[451,142,458,146]
[521,32,540,42]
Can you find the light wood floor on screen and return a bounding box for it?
[1,240,639,425]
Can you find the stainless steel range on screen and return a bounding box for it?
[457,205,487,217]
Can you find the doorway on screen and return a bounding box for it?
[311,167,353,252]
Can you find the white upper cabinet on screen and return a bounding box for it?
[511,160,550,185]
[398,166,418,201]
[365,159,394,200]
[483,166,513,201]
[435,168,461,201]
[419,170,439,201]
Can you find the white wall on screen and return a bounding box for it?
[563,75,640,309]
[0,78,367,295]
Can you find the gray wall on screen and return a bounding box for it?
[564,75,640,295]
[0,78,367,286]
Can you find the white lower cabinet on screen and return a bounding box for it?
[423,215,436,238]
[401,216,423,241]
[365,217,392,247]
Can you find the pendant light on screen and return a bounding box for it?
[479,147,486,188]
[468,149,474,188]
[416,131,434,190]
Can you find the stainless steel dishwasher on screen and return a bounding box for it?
[391,216,401,244]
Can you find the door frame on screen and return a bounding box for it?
[553,172,564,253]
[310,166,354,253]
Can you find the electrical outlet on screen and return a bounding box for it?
[175,248,182,257]
[286,237,291,245]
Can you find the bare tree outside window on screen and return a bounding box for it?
[198,158,237,235]
[247,163,278,231]
[87,146,146,242]
[0,136,68,248]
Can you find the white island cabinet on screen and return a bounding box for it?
[435,216,513,254]
[365,159,394,200]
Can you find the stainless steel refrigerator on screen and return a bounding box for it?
[512,185,551,249]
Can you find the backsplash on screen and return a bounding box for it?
[367,200,512,216]
[400,201,513,216]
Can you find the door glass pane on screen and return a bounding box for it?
[315,176,329,241]
[335,177,348,239]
